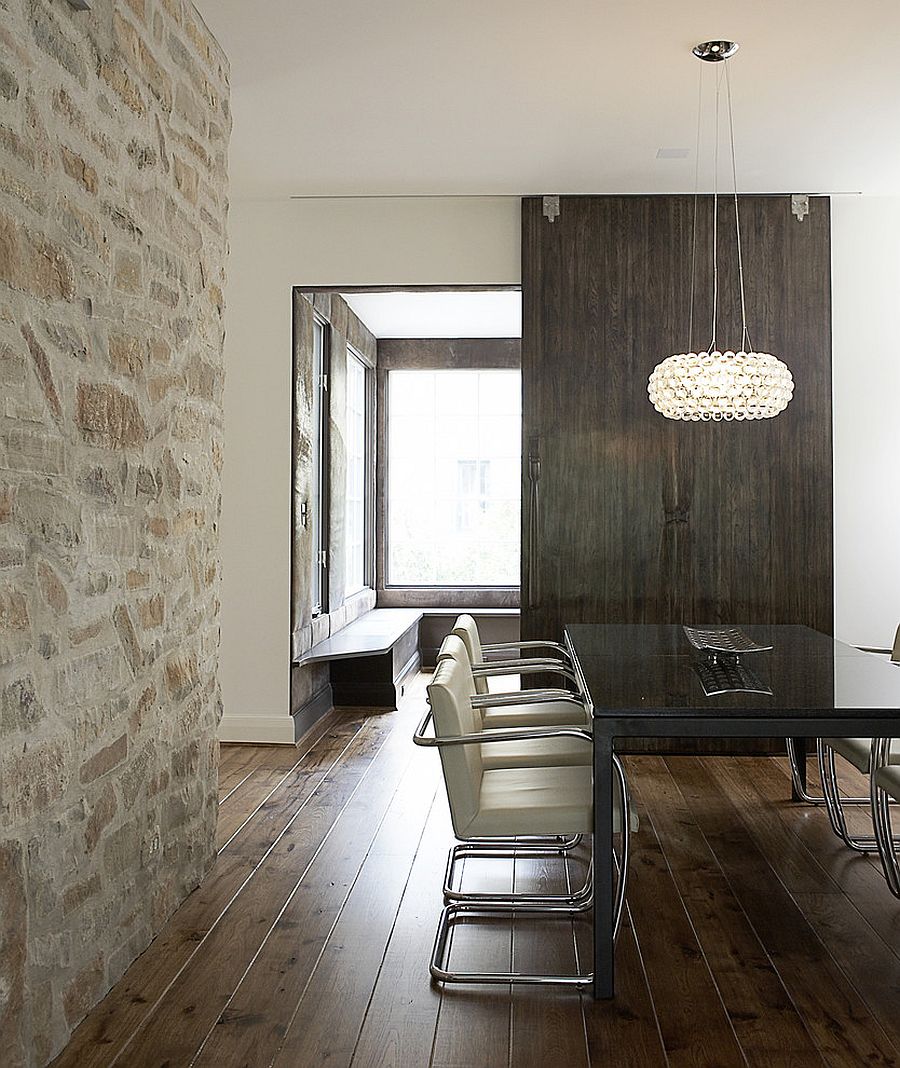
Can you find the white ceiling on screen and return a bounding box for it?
[198,0,900,200]
[340,290,521,338]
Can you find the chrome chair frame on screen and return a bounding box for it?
[871,737,900,897]
[786,737,869,807]
[480,639,574,666]
[473,660,582,689]
[414,707,633,986]
[817,738,900,852]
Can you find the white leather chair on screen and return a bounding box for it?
[435,633,590,891]
[414,653,636,986]
[871,739,900,896]
[451,613,580,696]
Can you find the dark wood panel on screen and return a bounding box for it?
[521,195,833,753]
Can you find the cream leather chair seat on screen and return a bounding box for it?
[473,764,637,836]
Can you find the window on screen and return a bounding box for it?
[345,346,370,594]
[387,369,520,586]
[310,316,329,615]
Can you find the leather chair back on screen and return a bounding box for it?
[427,654,483,837]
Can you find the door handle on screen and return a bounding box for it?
[526,436,541,610]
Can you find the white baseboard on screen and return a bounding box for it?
[219,713,297,745]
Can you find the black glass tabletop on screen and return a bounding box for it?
[565,624,900,717]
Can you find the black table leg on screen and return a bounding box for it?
[790,736,808,801]
[593,733,615,999]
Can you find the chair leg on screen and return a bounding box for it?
[817,740,896,852]
[872,775,900,897]
[444,839,589,904]
[786,737,868,806]
[429,901,593,986]
[431,756,633,986]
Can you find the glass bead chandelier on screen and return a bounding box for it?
[648,41,794,422]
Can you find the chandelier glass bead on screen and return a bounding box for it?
[648,349,794,421]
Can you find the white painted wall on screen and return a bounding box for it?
[221,193,900,741]
[220,197,520,741]
[831,196,900,649]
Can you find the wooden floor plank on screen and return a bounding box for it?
[669,757,900,1068]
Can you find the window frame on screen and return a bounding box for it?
[310,313,331,618]
[375,339,522,610]
[344,342,375,596]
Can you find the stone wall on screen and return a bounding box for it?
[0,2,229,1063]
[290,293,376,727]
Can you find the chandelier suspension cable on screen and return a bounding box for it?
[647,40,794,422]
[708,62,723,353]
[725,59,752,353]
[688,62,703,352]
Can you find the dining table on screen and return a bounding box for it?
[564,623,900,1000]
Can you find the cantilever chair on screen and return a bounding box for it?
[436,632,591,888]
[787,624,900,807]
[451,613,580,696]
[415,653,636,986]
[871,738,900,896]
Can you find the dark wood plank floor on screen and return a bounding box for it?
[53,674,900,1067]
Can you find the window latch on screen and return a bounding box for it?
[318,550,328,568]
[319,373,329,392]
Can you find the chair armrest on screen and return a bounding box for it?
[473,656,574,672]
[413,706,592,748]
[472,662,579,686]
[470,689,586,710]
[481,640,573,663]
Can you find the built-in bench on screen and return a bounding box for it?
[295,608,423,708]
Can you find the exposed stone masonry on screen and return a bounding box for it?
[0,2,229,1063]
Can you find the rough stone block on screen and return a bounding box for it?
[2,735,70,824]
[84,782,118,855]
[36,560,68,615]
[138,594,163,629]
[76,381,147,449]
[20,324,63,422]
[0,211,75,302]
[113,604,142,675]
[59,145,98,195]
[0,676,45,738]
[112,248,143,294]
[80,734,128,785]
